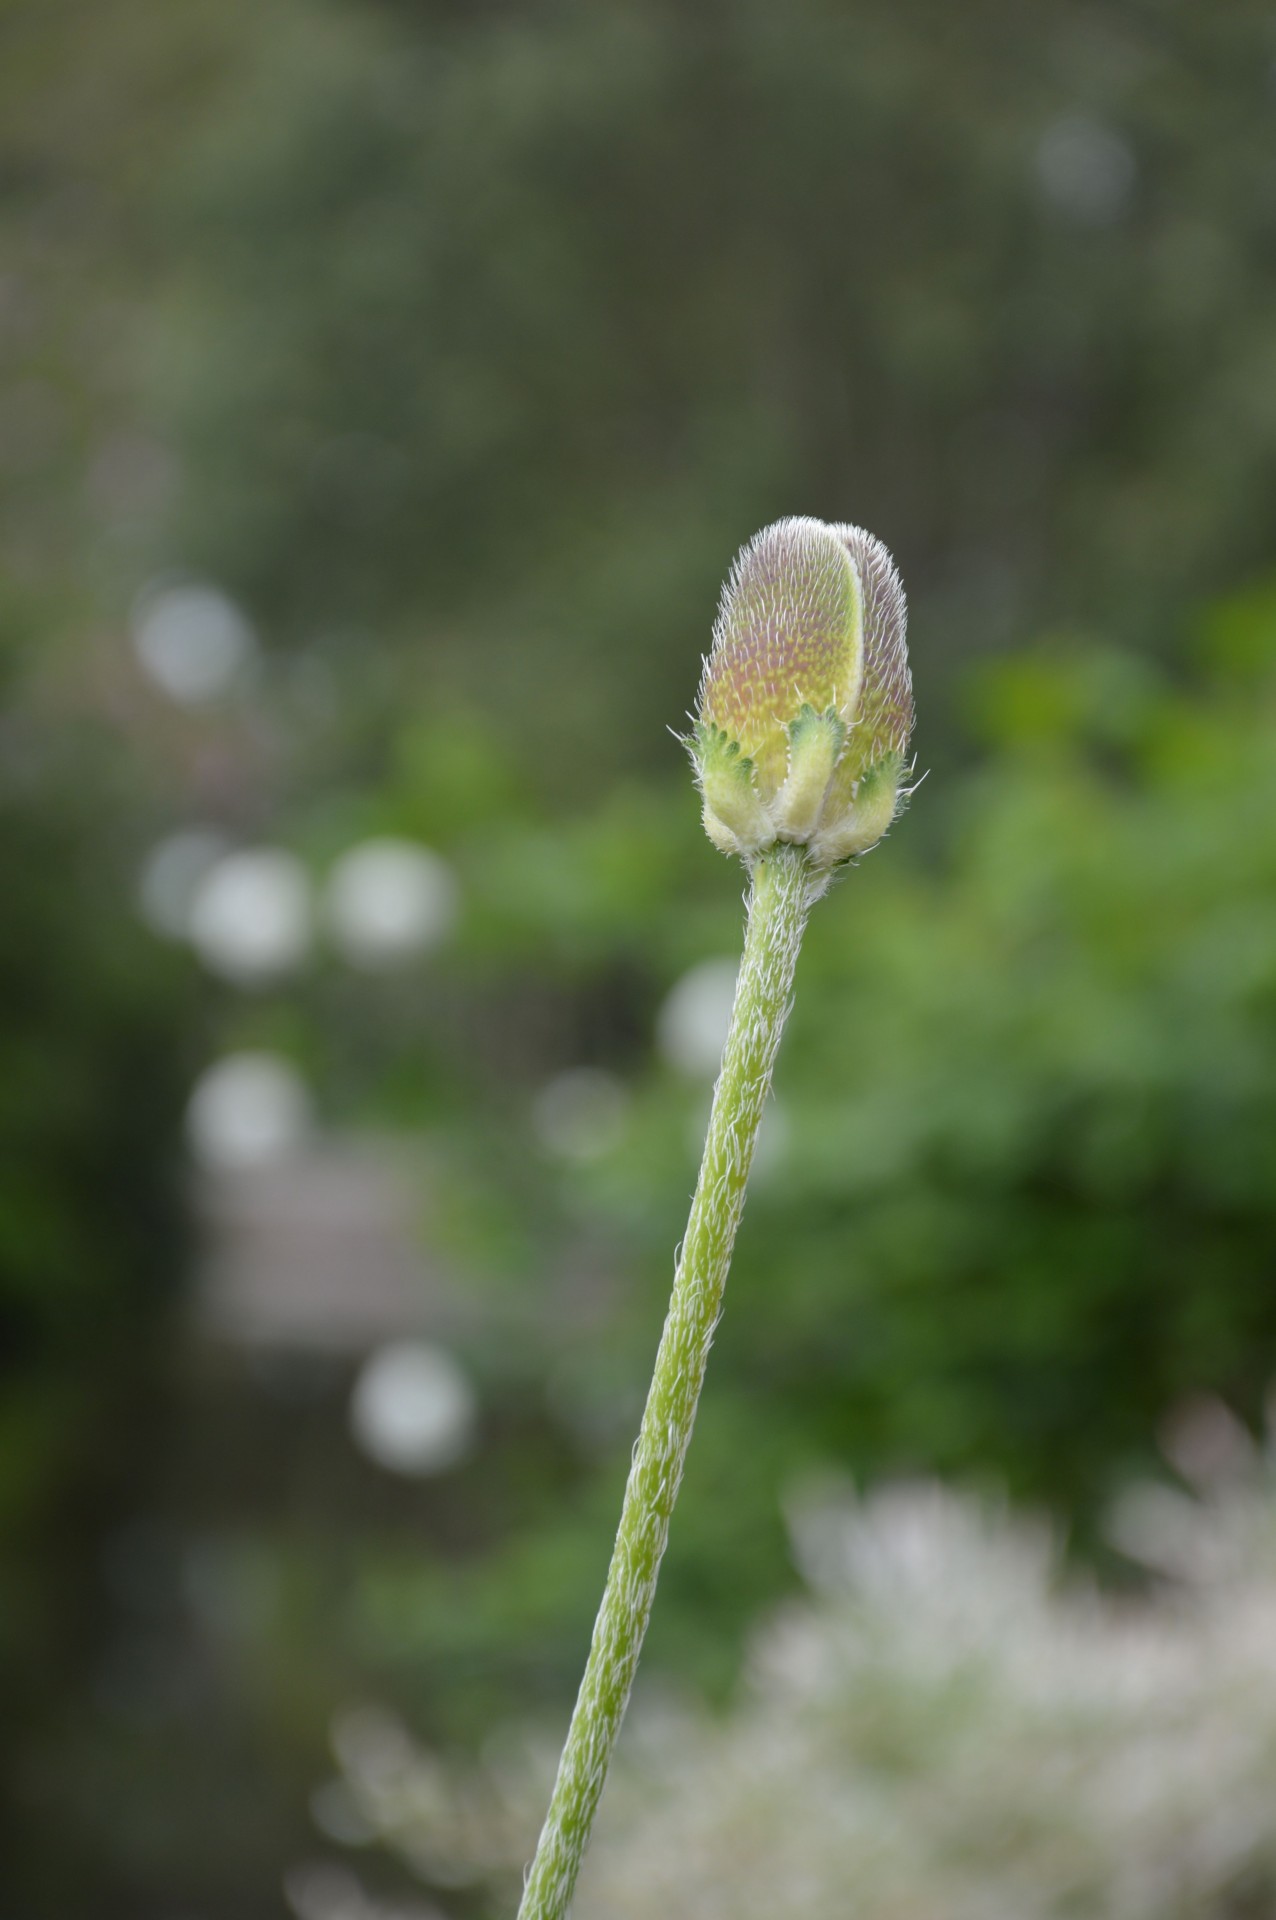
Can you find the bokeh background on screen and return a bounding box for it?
[7,3,1276,1915]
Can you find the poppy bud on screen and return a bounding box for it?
[693,517,913,867]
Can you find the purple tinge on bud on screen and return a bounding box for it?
[697,519,860,794]
[692,516,914,868]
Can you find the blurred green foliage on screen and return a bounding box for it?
[127,0,1276,780]
[348,587,1276,1735]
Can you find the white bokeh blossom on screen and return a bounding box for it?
[332,1432,1276,1920]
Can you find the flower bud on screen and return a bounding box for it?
[692,517,913,867]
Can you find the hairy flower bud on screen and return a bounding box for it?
[692,517,913,868]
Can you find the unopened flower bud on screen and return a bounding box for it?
[692,517,913,867]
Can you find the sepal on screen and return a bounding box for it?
[692,722,772,858]
[774,705,846,841]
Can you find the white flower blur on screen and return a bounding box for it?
[137,828,229,940]
[328,1442,1276,1920]
[324,839,458,969]
[186,1052,312,1172]
[1035,114,1136,226]
[131,580,256,705]
[188,847,312,985]
[349,1342,476,1477]
[656,958,738,1078]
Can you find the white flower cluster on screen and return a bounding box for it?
[326,1420,1276,1919]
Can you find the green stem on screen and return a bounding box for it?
[517,843,816,1920]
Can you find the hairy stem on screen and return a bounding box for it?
[517,843,815,1920]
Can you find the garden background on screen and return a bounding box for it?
[6,2,1276,1914]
